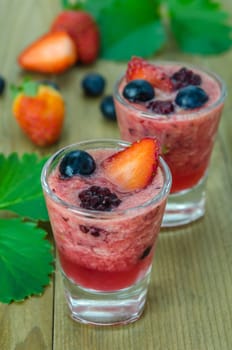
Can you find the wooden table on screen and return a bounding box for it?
[1,1,232,349]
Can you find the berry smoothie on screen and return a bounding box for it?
[114,59,226,193]
[42,139,171,292]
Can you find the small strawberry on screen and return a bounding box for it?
[50,10,100,65]
[12,80,65,146]
[126,57,173,92]
[102,138,160,191]
[18,31,77,74]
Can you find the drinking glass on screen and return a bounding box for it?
[114,62,226,227]
[41,139,171,325]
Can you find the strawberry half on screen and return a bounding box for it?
[102,138,160,191]
[126,57,173,92]
[18,31,77,74]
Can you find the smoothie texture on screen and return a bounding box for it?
[42,139,171,291]
[114,58,226,193]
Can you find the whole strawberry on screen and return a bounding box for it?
[50,10,100,64]
[12,80,65,147]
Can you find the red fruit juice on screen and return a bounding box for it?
[114,63,226,193]
[44,147,170,291]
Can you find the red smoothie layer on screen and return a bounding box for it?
[115,62,225,193]
[45,148,167,291]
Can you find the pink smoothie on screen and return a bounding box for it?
[114,62,226,193]
[44,148,169,291]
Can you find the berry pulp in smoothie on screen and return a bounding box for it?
[115,62,226,193]
[44,146,169,292]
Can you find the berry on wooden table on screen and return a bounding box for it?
[39,80,60,91]
[82,73,105,97]
[0,75,6,95]
[100,95,117,121]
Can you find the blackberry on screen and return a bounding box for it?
[78,185,121,211]
[79,225,102,237]
[147,100,175,114]
[171,67,202,90]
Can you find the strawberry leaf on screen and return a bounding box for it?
[0,153,49,221]
[61,0,232,58]
[23,80,39,96]
[168,0,232,54]
[11,78,39,98]
[0,218,54,303]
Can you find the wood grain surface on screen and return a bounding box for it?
[0,1,232,349]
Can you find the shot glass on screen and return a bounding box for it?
[114,61,226,227]
[41,139,171,326]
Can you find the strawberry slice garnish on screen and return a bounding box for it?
[102,138,160,191]
[126,57,173,92]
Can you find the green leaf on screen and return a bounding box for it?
[61,0,232,58]
[11,78,39,99]
[0,153,49,221]
[100,20,166,60]
[23,80,39,96]
[0,218,54,303]
[167,0,232,54]
[80,0,167,60]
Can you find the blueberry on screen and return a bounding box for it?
[59,150,96,178]
[0,75,6,95]
[82,73,106,97]
[122,79,155,102]
[175,85,209,109]
[100,95,117,121]
[40,80,60,90]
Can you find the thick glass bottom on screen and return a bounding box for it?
[62,268,151,326]
[162,175,207,227]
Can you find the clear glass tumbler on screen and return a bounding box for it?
[41,139,171,325]
[114,62,226,227]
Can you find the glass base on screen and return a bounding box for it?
[62,269,151,326]
[162,176,207,227]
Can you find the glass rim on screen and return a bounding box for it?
[41,138,172,218]
[113,60,227,120]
